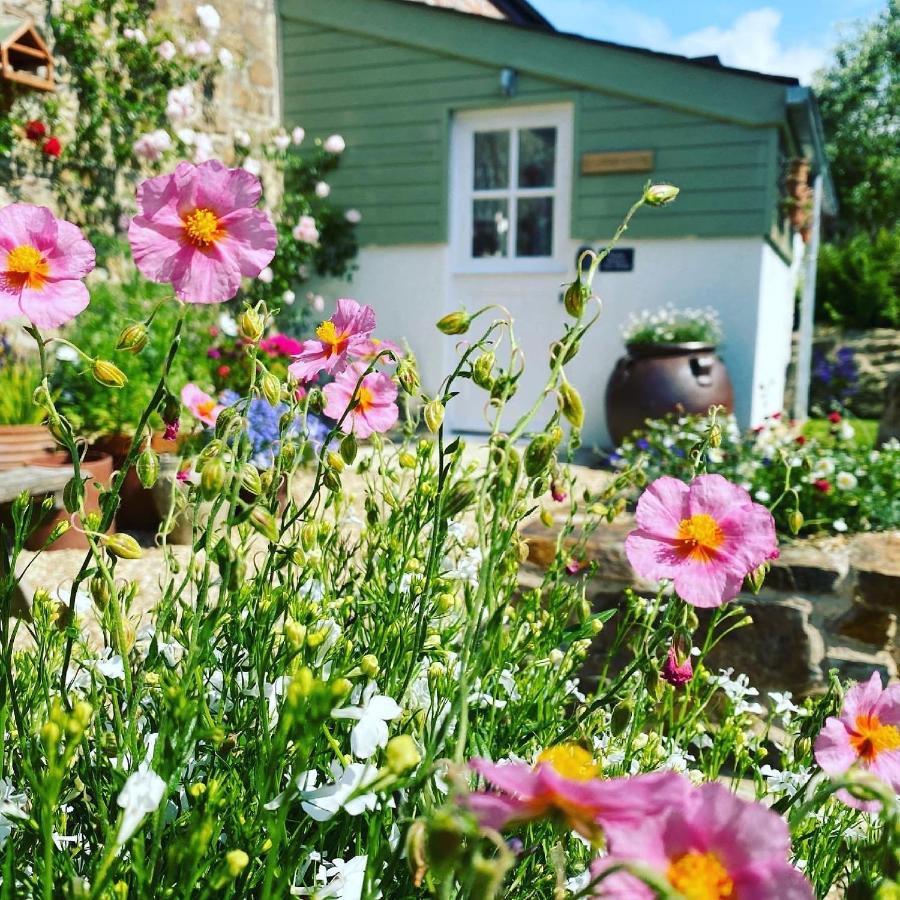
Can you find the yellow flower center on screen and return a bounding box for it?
[535,744,599,781]
[676,513,725,564]
[316,320,350,356]
[196,399,217,418]
[666,851,735,900]
[356,384,374,413]
[4,244,49,290]
[851,713,900,762]
[183,207,224,248]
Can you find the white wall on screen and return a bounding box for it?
[310,236,798,449]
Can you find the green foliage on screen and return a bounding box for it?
[816,228,900,328]
[815,0,900,238]
[48,272,215,435]
[0,358,45,426]
[623,305,723,346]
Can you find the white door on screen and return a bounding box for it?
[447,104,574,435]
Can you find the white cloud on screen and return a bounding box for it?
[545,3,828,83]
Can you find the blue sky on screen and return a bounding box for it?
[528,0,883,82]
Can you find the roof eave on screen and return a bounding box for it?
[786,86,837,216]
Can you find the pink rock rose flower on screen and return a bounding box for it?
[128,160,277,303]
[625,474,777,608]
[288,299,376,383]
[181,383,223,427]
[592,780,813,899]
[466,745,689,843]
[0,204,95,328]
[323,364,398,440]
[814,671,900,810]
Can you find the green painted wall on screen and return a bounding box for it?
[280,16,779,246]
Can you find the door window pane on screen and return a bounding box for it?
[518,127,556,188]
[515,196,553,257]
[473,199,509,258]
[473,131,509,190]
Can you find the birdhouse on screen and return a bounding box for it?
[0,17,54,92]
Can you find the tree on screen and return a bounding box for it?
[815,0,899,238]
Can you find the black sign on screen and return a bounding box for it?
[599,248,634,272]
[575,246,634,274]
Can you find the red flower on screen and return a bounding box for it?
[795,435,806,446]
[25,120,46,141]
[828,411,842,424]
[217,364,231,378]
[814,478,832,494]
[661,646,694,687]
[42,137,62,158]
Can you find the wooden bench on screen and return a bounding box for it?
[0,464,78,620]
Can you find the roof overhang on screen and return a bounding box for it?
[786,86,837,216]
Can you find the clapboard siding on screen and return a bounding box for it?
[281,15,777,245]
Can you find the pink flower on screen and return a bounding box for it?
[592,781,812,899]
[0,204,95,328]
[323,364,398,439]
[661,646,693,687]
[814,672,900,810]
[624,474,777,608]
[181,383,223,427]
[128,160,277,303]
[466,748,689,843]
[354,336,402,364]
[292,215,319,244]
[287,299,375,383]
[259,333,303,357]
[162,420,180,442]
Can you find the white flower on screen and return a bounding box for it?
[242,156,262,176]
[123,27,148,45]
[754,488,771,503]
[344,208,362,224]
[166,85,196,124]
[117,769,166,844]
[267,762,378,820]
[310,293,325,312]
[56,344,80,363]
[233,129,252,149]
[0,780,28,847]
[91,650,125,680]
[193,133,215,163]
[184,39,211,59]
[196,3,221,33]
[315,181,331,198]
[707,448,724,465]
[292,126,306,145]
[133,129,172,162]
[317,856,367,900]
[833,518,848,533]
[218,312,238,336]
[758,765,809,795]
[293,215,319,244]
[812,458,835,478]
[836,472,858,491]
[839,422,856,441]
[332,682,402,758]
[273,132,291,151]
[768,691,802,722]
[176,127,196,145]
[258,266,274,284]
[323,134,345,154]
[217,46,234,68]
[282,289,296,306]
[157,39,177,60]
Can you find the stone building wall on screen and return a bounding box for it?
[403,0,504,18]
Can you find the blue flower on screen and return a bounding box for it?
[636,437,651,451]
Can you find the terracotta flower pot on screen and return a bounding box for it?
[788,157,810,182]
[91,433,161,531]
[23,450,115,551]
[0,424,56,471]
[605,342,734,446]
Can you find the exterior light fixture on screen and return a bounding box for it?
[500,67,517,97]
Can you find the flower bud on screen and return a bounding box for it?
[360,654,379,678]
[300,522,317,551]
[558,382,584,429]
[225,850,249,879]
[63,477,83,514]
[396,357,420,395]
[323,467,342,492]
[284,620,307,649]
[610,701,633,735]
[46,520,71,545]
[423,399,444,433]
[249,507,279,543]
[161,392,180,427]
[563,280,590,318]
[524,434,555,479]
[90,575,111,609]
[709,424,722,448]
[436,310,471,335]
[115,323,148,354]
[136,447,159,488]
[385,735,421,774]
[327,451,345,473]
[91,359,128,388]
[340,433,357,465]
[472,352,495,389]
[644,183,680,207]
[788,509,804,535]
[661,646,693,687]
[444,480,476,518]
[103,533,143,560]
[261,372,281,406]
[307,387,325,415]
[237,307,264,343]
[200,455,228,500]
[745,562,769,594]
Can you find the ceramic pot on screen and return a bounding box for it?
[91,433,161,531]
[605,342,734,446]
[23,450,114,551]
[0,424,56,470]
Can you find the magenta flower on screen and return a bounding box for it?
[814,672,900,810]
[127,160,276,303]
[287,299,376,383]
[323,364,398,440]
[624,474,777,608]
[661,646,693,687]
[0,204,95,328]
[592,781,812,899]
[466,746,689,843]
[181,383,223,427]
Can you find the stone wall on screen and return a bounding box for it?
[522,513,899,695]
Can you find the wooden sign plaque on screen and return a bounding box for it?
[581,150,654,175]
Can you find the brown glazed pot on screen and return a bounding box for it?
[91,433,161,531]
[0,424,56,471]
[23,450,114,551]
[605,342,734,446]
